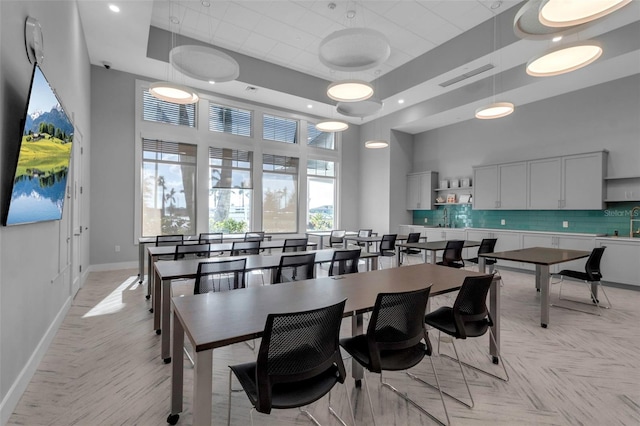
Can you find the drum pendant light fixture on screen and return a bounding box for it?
[327,80,374,102]
[538,0,632,28]
[526,41,603,77]
[316,119,349,132]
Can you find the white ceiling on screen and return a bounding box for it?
[78,0,640,133]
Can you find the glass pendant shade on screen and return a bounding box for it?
[475,102,515,119]
[539,0,632,28]
[149,81,199,104]
[364,139,389,149]
[327,80,374,102]
[316,120,349,132]
[526,42,602,77]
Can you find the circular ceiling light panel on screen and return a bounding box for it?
[327,80,374,102]
[475,102,515,119]
[539,0,632,28]
[336,98,382,117]
[513,0,588,39]
[316,120,349,132]
[365,139,389,149]
[319,28,390,71]
[526,42,602,77]
[149,81,199,104]
[170,45,239,82]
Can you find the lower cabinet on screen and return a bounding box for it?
[596,239,640,287]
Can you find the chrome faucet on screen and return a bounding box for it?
[443,207,449,228]
[631,206,640,237]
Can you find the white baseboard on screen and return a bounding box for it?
[88,260,137,272]
[0,296,72,425]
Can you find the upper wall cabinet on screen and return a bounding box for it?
[605,176,640,202]
[472,162,527,210]
[528,151,607,210]
[474,151,607,211]
[407,171,438,210]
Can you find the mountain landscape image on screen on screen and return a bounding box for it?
[5,65,73,225]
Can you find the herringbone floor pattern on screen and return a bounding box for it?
[7,263,640,425]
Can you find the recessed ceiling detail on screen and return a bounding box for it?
[319,28,390,71]
[170,45,239,83]
[336,98,382,117]
[513,0,588,39]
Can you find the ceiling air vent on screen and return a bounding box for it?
[439,64,494,88]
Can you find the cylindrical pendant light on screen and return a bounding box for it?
[316,120,349,132]
[327,80,374,102]
[475,102,515,120]
[364,139,389,149]
[526,41,602,77]
[149,81,199,104]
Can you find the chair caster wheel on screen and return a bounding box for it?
[146,295,150,300]
[492,356,499,365]
[354,379,362,388]
[156,329,161,335]
[167,413,179,425]
[541,323,547,328]
[163,357,171,364]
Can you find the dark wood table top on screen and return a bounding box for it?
[480,246,590,266]
[396,240,482,250]
[172,263,484,352]
[155,248,376,280]
[148,239,317,257]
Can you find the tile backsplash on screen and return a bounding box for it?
[413,201,640,236]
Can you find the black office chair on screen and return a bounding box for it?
[199,232,223,244]
[327,230,346,248]
[155,234,185,260]
[466,238,497,270]
[339,287,449,426]
[436,240,465,269]
[273,252,316,284]
[400,232,422,265]
[328,248,361,276]
[194,258,248,294]
[173,243,211,260]
[551,246,611,315]
[231,240,260,256]
[420,274,508,409]
[356,228,372,248]
[227,299,354,426]
[282,237,308,252]
[377,234,397,269]
[244,231,265,242]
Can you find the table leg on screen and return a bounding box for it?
[351,313,364,386]
[139,242,145,283]
[478,257,486,273]
[396,246,402,266]
[162,278,171,361]
[193,349,213,426]
[371,256,378,271]
[170,310,184,418]
[539,265,550,328]
[147,251,153,300]
[153,267,161,332]
[430,250,436,264]
[489,274,501,363]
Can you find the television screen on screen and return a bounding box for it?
[4,64,74,226]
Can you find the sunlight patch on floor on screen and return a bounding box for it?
[82,276,138,318]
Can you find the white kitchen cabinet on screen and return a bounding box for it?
[521,232,595,272]
[472,163,527,210]
[596,238,640,287]
[406,171,437,210]
[605,176,640,202]
[528,151,606,210]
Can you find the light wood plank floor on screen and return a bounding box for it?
[8,263,640,425]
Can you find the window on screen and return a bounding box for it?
[142,90,196,127]
[263,114,297,143]
[307,160,336,231]
[209,104,252,137]
[209,147,253,233]
[307,123,335,150]
[141,139,196,236]
[263,154,299,233]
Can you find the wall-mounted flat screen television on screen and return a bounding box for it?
[4,64,74,226]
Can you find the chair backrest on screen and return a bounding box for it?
[379,234,397,253]
[358,229,372,238]
[282,238,308,252]
[442,240,464,266]
[452,274,495,339]
[194,258,247,294]
[244,231,265,242]
[478,238,497,255]
[407,232,421,243]
[155,234,184,246]
[329,230,346,245]
[328,249,361,276]
[173,243,211,260]
[274,252,316,283]
[231,240,260,256]
[585,246,606,280]
[199,232,223,244]
[365,286,432,373]
[254,299,347,413]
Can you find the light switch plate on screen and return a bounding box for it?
[501,219,506,225]
[424,218,428,223]
[563,221,569,228]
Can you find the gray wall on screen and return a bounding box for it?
[0,1,91,421]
